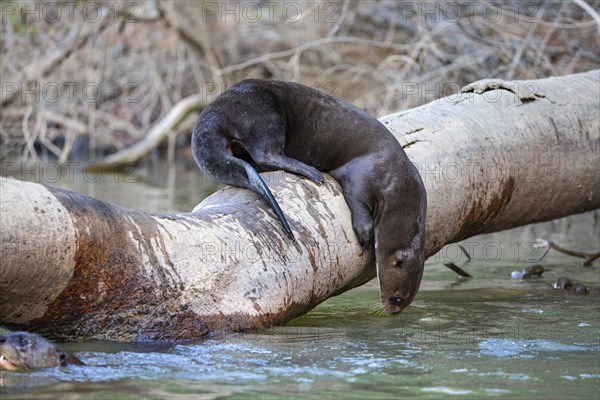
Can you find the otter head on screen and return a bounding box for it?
[375,181,427,315]
[375,171,427,315]
[0,332,73,370]
[377,233,425,315]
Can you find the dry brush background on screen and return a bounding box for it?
[1,0,598,164]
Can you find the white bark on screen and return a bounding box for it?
[0,70,598,341]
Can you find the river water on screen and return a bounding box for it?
[1,160,598,399]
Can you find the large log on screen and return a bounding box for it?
[1,71,598,341]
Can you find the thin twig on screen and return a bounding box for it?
[458,244,472,263]
[572,0,600,33]
[443,262,473,278]
[219,36,410,75]
[535,239,600,266]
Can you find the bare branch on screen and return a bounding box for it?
[94,94,207,169]
[535,239,600,266]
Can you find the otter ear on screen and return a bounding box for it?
[58,351,68,366]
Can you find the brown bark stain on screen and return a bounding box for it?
[11,186,208,341]
[307,245,318,273]
[454,176,516,241]
[402,140,421,149]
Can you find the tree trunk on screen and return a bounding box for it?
[1,70,598,341]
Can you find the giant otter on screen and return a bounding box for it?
[192,80,427,314]
[0,332,84,370]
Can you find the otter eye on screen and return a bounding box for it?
[58,352,68,365]
[395,248,415,268]
[17,335,30,347]
[394,252,406,268]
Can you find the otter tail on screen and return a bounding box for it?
[192,132,295,241]
[240,160,295,241]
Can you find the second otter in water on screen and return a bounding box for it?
[0,332,84,370]
[192,80,427,314]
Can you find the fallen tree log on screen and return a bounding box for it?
[1,70,598,341]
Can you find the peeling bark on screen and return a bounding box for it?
[1,70,598,341]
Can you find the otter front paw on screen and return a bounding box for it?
[310,170,325,185]
[354,224,373,249]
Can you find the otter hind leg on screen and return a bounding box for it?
[251,152,325,185]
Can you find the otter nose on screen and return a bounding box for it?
[388,296,404,307]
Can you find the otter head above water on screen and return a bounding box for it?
[0,332,84,371]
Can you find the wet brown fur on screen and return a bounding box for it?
[0,332,84,370]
